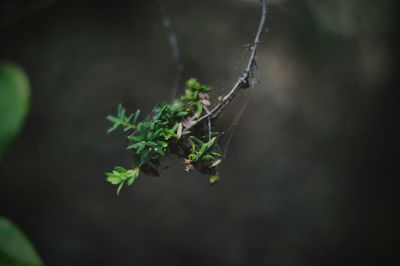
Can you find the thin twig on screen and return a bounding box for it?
[158,0,184,100]
[190,0,268,128]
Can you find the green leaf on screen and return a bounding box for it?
[146,141,158,147]
[155,148,165,156]
[106,115,118,124]
[133,110,140,125]
[106,123,119,134]
[198,137,216,157]
[137,144,146,153]
[209,175,219,185]
[139,123,148,138]
[117,103,124,116]
[199,85,211,93]
[0,217,43,266]
[182,129,191,136]
[177,111,188,117]
[211,159,222,168]
[127,177,135,186]
[107,104,138,133]
[106,174,122,185]
[151,129,162,139]
[188,154,198,161]
[199,144,208,157]
[116,182,124,195]
[207,137,216,148]
[106,167,140,193]
[114,166,127,173]
[0,64,30,159]
[202,155,214,161]
[127,167,140,185]
[195,101,203,118]
[127,143,142,150]
[171,123,179,131]
[118,172,128,181]
[190,136,204,146]
[157,141,168,148]
[129,135,141,142]
[211,152,223,158]
[186,78,200,90]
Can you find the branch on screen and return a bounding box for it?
[190,0,268,128]
[158,0,184,100]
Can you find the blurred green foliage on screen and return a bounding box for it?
[0,64,40,265]
[0,64,30,159]
[0,217,43,266]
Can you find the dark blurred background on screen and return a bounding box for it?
[0,0,398,265]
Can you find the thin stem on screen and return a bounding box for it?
[190,0,268,128]
[158,0,184,100]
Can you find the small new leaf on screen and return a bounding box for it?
[107,104,138,133]
[209,175,220,184]
[106,166,141,194]
[211,159,222,168]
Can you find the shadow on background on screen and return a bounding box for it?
[0,0,397,265]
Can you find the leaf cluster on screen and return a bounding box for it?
[106,167,140,195]
[106,104,140,133]
[105,78,223,194]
